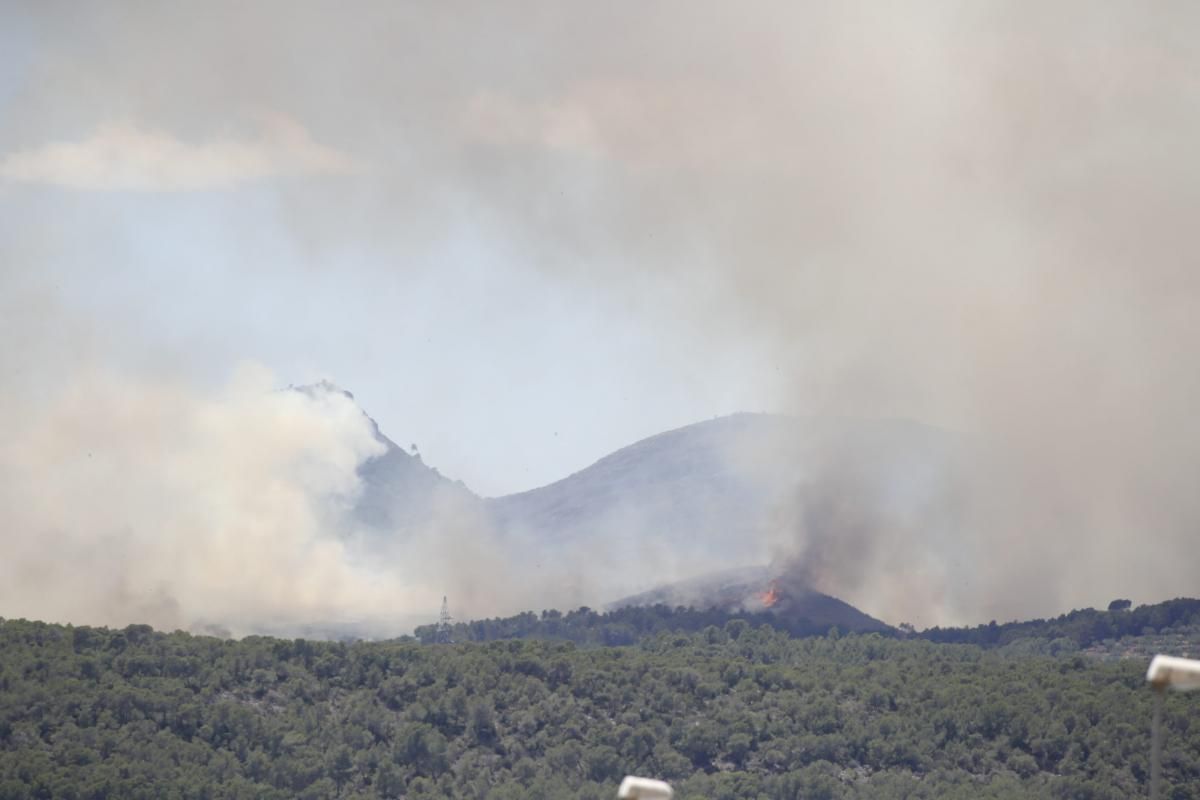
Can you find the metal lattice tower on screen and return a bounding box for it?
[436,596,454,644]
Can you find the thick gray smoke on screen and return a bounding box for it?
[3,1,1199,630]
[0,352,416,635]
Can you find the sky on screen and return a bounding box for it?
[0,2,803,497]
[2,2,1200,632]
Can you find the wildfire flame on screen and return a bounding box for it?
[760,581,780,608]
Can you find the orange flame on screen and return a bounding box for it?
[760,582,780,608]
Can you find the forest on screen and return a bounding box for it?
[416,597,1200,654]
[2,602,1198,799]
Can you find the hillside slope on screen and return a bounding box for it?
[485,413,793,565]
[483,413,964,592]
[292,382,483,535]
[609,565,892,633]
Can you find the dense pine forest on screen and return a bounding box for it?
[1,603,1198,799]
[415,598,1200,655]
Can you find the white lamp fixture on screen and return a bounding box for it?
[1147,653,1200,800]
[617,776,673,799]
[1146,654,1200,691]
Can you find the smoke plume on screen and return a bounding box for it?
[0,359,399,635]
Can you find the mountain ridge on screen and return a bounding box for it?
[300,381,966,628]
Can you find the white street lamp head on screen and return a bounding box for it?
[1147,655,1200,691]
[617,776,673,799]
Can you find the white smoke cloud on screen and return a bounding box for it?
[0,362,439,635]
[0,116,358,191]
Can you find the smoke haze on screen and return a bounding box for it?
[2,2,1199,631]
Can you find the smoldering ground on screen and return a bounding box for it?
[2,2,1199,632]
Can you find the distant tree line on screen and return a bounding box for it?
[415,605,846,647]
[416,598,1200,653]
[920,598,1200,650]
